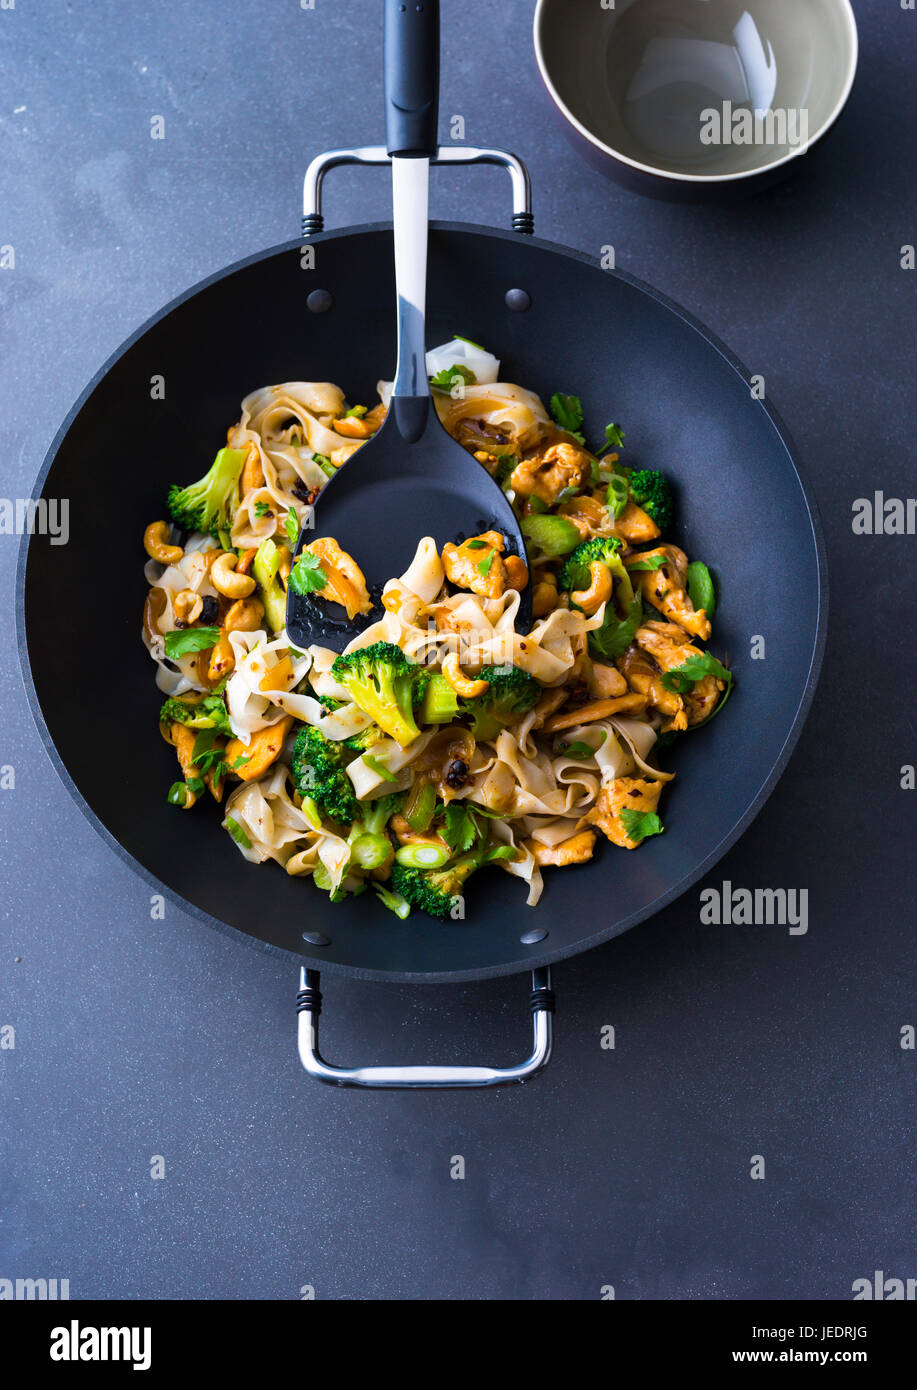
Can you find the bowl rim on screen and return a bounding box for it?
[533,0,859,184]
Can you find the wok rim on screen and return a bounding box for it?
[16,222,829,984]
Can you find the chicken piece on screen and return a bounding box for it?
[305,538,373,621]
[586,661,628,699]
[556,493,616,539]
[618,645,687,731]
[224,716,293,782]
[587,777,663,849]
[542,693,647,732]
[509,442,590,507]
[167,722,225,805]
[526,830,597,868]
[442,530,511,600]
[634,620,695,669]
[612,499,660,544]
[634,547,711,640]
[527,686,570,729]
[634,620,725,726]
[389,814,451,852]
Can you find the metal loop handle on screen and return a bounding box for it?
[297,967,554,1090]
[302,144,533,238]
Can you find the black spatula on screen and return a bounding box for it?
[286,0,531,653]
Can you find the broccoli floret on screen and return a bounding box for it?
[557,537,623,593]
[628,469,673,530]
[159,693,232,737]
[330,642,421,747]
[344,724,387,754]
[167,446,248,538]
[391,848,486,920]
[357,791,404,837]
[290,725,357,825]
[463,664,541,742]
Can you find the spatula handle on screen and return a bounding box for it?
[384,0,440,157]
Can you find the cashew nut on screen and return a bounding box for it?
[532,575,557,618]
[236,546,258,576]
[240,441,265,495]
[571,561,613,616]
[222,597,265,634]
[173,589,203,625]
[144,521,183,565]
[333,414,375,439]
[207,634,235,683]
[275,544,292,586]
[211,551,257,599]
[503,555,529,592]
[441,651,488,699]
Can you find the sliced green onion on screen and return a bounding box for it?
[394,841,451,870]
[223,816,252,849]
[605,474,629,519]
[350,833,394,871]
[167,781,191,807]
[285,509,299,547]
[520,513,581,558]
[363,753,398,783]
[374,884,411,919]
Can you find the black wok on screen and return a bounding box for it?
[16,3,827,1085]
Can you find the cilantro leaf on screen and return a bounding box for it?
[660,652,732,695]
[588,596,643,662]
[253,500,272,518]
[619,809,663,844]
[596,422,626,457]
[560,734,607,760]
[430,364,477,391]
[189,729,226,777]
[288,549,328,597]
[549,392,585,444]
[476,551,495,577]
[443,802,479,854]
[163,626,221,660]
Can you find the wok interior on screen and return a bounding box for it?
[23,227,822,980]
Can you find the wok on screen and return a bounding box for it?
[17,3,827,1087]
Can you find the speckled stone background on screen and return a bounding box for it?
[1,0,914,1300]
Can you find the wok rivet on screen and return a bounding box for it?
[307,289,334,314]
[520,928,548,945]
[302,931,331,947]
[505,288,531,312]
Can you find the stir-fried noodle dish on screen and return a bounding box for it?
[142,338,732,921]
